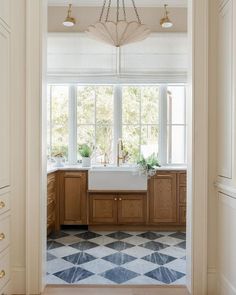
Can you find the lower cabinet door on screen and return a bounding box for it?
[89,194,117,224]
[60,172,87,225]
[118,194,147,224]
[149,173,177,224]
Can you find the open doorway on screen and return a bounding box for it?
[45,0,188,287]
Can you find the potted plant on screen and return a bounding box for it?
[78,144,93,167]
[52,152,65,167]
[137,153,161,177]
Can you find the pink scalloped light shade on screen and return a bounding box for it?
[86,21,151,47]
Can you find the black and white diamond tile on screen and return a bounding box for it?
[47,230,186,285]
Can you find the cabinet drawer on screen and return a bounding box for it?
[179,173,186,185]
[0,214,10,254]
[0,192,10,216]
[179,186,186,204]
[179,206,186,224]
[0,249,10,291]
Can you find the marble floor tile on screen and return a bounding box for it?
[158,246,186,259]
[47,258,74,274]
[123,259,157,274]
[80,259,114,274]
[48,246,79,258]
[155,236,183,246]
[46,230,186,286]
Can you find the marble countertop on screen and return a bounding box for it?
[47,164,187,174]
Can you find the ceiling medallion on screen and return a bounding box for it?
[86,0,151,47]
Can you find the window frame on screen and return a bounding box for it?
[47,83,187,166]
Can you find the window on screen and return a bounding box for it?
[47,84,187,165]
[47,85,69,160]
[77,86,114,163]
[122,86,159,163]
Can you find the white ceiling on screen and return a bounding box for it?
[48,0,188,8]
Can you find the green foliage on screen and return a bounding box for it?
[137,153,161,171]
[78,144,93,158]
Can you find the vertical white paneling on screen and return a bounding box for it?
[218,193,236,295]
[217,0,233,179]
[0,0,10,27]
[0,24,10,189]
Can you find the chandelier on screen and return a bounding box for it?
[86,0,151,47]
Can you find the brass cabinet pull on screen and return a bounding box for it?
[0,201,5,209]
[114,198,117,201]
[119,198,122,201]
[0,270,5,279]
[0,233,5,241]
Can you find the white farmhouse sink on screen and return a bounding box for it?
[88,166,147,191]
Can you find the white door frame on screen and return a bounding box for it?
[25,0,209,294]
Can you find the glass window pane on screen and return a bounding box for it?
[96,86,113,125]
[141,126,159,158]
[51,85,69,159]
[77,125,95,158]
[123,125,140,163]
[167,86,186,125]
[96,126,113,164]
[141,87,159,124]
[122,87,140,124]
[168,125,186,164]
[77,86,95,124]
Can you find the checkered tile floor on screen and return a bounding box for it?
[46,230,186,285]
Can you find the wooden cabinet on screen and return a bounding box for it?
[60,171,87,225]
[118,194,146,224]
[89,194,117,224]
[178,172,187,224]
[89,192,147,225]
[149,173,177,224]
[47,172,57,235]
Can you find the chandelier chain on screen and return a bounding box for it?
[131,0,141,24]
[117,0,120,22]
[122,0,127,21]
[106,0,112,21]
[99,0,107,22]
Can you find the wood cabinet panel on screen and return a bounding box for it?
[118,194,146,224]
[149,173,177,224]
[179,206,186,225]
[179,186,186,204]
[47,172,58,235]
[89,194,117,224]
[60,171,87,225]
[0,24,10,189]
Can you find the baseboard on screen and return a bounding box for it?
[207,268,217,295]
[218,274,236,295]
[11,266,26,294]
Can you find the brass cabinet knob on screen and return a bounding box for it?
[114,198,117,201]
[119,198,122,201]
[0,201,5,209]
[0,233,5,241]
[0,270,5,279]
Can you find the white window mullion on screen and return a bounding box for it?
[68,85,77,164]
[159,85,168,165]
[113,85,122,164]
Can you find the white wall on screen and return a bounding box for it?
[48,6,187,33]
